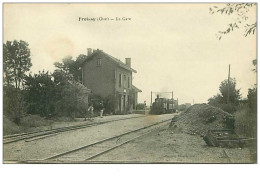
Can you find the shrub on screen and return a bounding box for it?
[3,86,26,125]
[234,104,257,138]
[104,95,116,114]
[3,115,20,135]
[218,103,238,113]
[247,87,257,113]
[89,94,116,114]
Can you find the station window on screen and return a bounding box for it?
[128,77,130,88]
[119,73,122,87]
[124,75,126,88]
[97,58,102,66]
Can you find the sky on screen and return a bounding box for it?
[3,3,257,105]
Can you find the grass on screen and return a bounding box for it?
[3,114,78,136]
[234,104,257,163]
[234,104,257,138]
[3,115,20,135]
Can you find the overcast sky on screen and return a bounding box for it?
[4,3,256,105]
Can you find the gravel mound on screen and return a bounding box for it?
[172,104,233,136]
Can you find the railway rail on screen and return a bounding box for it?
[222,149,232,163]
[3,115,146,144]
[43,118,172,163]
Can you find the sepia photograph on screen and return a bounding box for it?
[2,2,257,164]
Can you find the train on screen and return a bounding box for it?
[150,95,178,115]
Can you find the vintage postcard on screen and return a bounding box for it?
[2,3,257,164]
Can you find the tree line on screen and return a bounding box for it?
[207,68,257,114]
[3,40,90,124]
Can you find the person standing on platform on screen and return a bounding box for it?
[88,104,94,120]
[100,102,104,118]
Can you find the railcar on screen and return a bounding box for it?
[150,95,176,114]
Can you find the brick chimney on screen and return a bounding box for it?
[125,58,131,67]
[87,48,92,56]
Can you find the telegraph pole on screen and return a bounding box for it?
[227,64,230,104]
[151,91,153,107]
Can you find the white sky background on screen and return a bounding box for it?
[3,3,256,105]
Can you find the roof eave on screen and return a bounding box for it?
[80,50,138,73]
[118,64,137,73]
[132,85,142,92]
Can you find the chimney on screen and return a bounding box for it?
[125,58,131,67]
[87,48,92,56]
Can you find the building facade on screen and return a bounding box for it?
[80,48,141,114]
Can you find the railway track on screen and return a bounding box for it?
[222,149,232,163]
[3,115,146,144]
[44,118,172,163]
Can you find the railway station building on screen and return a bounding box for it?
[80,48,141,114]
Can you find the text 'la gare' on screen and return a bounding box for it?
[78,17,132,22]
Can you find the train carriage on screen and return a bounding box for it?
[150,95,177,114]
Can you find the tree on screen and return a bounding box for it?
[52,69,89,118]
[3,40,32,124]
[208,78,241,113]
[3,40,32,89]
[54,56,82,82]
[53,56,87,118]
[209,3,256,40]
[219,78,241,105]
[23,69,89,118]
[247,87,257,112]
[75,54,87,83]
[208,94,223,106]
[24,71,55,117]
[247,59,257,113]
[76,54,88,65]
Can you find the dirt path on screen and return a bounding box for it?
[91,123,253,163]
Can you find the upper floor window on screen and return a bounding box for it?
[97,58,102,66]
[119,73,122,87]
[123,75,127,88]
[128,77,130,88]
